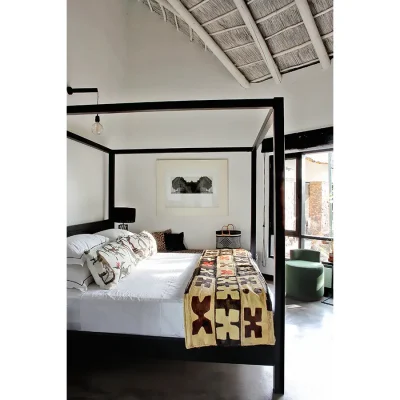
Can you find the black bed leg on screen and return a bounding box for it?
[273,363,284,394]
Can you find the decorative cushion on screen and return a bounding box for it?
[84,238,143,290]
[122,231,158,258]
[164,232,187,251]
[67,264,94,291]
[67,234,109,266]
[151,229,172,252]
[141,231,158,256]
[95,228,134,241]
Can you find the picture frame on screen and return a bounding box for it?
[156,159,228,216]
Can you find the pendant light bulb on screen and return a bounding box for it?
[91,114,103,135]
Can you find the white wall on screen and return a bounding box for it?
[67,139,108,225]
[115,153,251,250]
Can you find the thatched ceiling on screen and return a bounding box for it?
[139,0,333,86]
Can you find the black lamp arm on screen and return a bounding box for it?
[67,86,98,95]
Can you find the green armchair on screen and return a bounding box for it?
[285,249,325,301]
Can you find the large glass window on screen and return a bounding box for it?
[303,152,333,238]
[269,150,334,261]
[285,159,297,232]
[285,236,299,259]
[303,238,331,262]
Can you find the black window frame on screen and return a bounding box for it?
[268,148,334,259]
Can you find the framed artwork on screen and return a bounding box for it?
[156,159,228,216]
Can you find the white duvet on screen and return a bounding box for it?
[67,252,201,338]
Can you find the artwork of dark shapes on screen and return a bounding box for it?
[171,176,213,194]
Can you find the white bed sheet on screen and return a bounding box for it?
[67,251,272,338]
[67,252,201,338]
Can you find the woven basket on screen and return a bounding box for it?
[216,224,241,249]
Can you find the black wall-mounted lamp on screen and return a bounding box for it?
[67,86,103,135]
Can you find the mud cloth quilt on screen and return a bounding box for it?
[184,249,275,349]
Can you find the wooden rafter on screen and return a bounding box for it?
[156,0,175,15]
[251,74,272,83]
[209,25,246,36]
[202,8,238,27]
[233,0,282,84]
[146,0,153,12]
[160,4,167,21]
[174,14,179,31]
[294,0,330,69]
[256,2,296,24]
[188,0,212,12]
[225,41,254,53]
[161,0,250,88]
[237,59,264,69]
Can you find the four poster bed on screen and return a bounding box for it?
[66,98,286,394]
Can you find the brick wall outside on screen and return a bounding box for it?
[308,181,329,236]
[308,182,322,235]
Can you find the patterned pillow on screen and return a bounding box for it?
[152,229,172,252]
[122,231,158,258]
[84,239,143,290]
[141,231,158,256]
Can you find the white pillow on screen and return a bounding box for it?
[67,264,94,291]
[84,238,143,290]
[67,234,109,266]
[95,228,134,242]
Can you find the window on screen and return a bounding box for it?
[269,150,333,261]
[303,238,331,262]
[285,236,299,259]
[303,152,333,238]
[285,159,297,232]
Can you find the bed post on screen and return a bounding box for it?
[273,97,285,394]
[109,152,115,222]
[250,149,257,258]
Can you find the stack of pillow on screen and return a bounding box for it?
[67,229,157,291]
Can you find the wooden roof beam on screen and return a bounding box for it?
[161,0,250,88]
[146,0,153,12]
[160,4,167,21]
[188,0,212,12]
[233,0,282,84]
[294,0,331,69]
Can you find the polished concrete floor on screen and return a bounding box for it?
[68,285,333,400]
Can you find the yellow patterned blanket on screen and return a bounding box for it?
[184,249,275,349]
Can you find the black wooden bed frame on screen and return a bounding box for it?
[67,98,286,394]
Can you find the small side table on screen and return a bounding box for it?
[321,262,333,305]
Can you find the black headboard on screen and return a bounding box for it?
[67,220,114,237]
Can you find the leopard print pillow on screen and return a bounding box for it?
[152,229,172,252]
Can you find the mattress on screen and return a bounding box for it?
[67,251,273,338]
[67,252,201,338]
